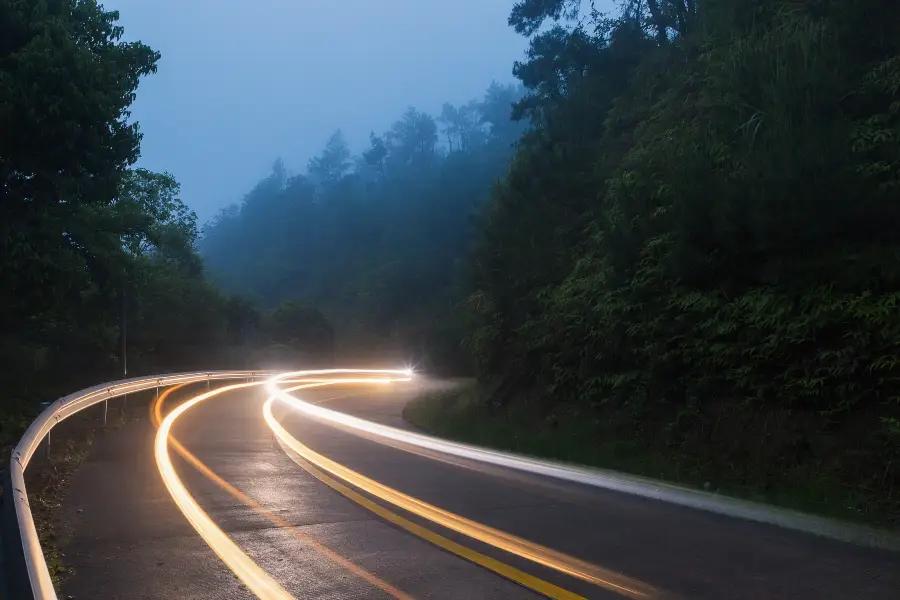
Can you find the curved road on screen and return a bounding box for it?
[57,376,900,599]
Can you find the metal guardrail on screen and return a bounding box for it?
[0,370,271,600]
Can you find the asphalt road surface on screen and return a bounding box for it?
[57,377,900,600]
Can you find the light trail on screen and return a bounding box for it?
[268,373,879,553]
[155,368,660,600]
[155,381,296,600]
[264,384,664,599]
[150,380,414,600]
[272,430,589,600]
[152,370,414,600]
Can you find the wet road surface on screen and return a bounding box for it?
[58,378,900,599]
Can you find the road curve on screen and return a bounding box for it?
[57,376,900,599]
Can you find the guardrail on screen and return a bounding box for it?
[0,370,271,600]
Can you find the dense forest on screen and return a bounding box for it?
[4,0,900,522]
[200,84,529,370]
[0,0,331,455]
[464,0,900,522]
[205,0,900,523]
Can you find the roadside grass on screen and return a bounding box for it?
[403,383,896,529]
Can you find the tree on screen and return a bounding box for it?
[0,1,255,409]
[480,81,529,141]
[118,169,200,271]
[508,0,583,36]
[266,301,334,357]
[362,132,388,179]
[0,0,160,338]
[385,107,438,167]
[200,82,527,373]
[460,0,900,523]
[224,296,262,346]
[439,101,486,152]
[308,130,351,187]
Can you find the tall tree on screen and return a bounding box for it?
[308,130,351,187]
[440,101,486,152]
[118,169,199,269]
[362,132,388,179]
[461,0,900,522]
[0,0,161,390]
[386,108,438,167]
[201,82,528,373]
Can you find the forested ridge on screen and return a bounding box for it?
[462,0,900,522]
[0,0,329,457]
[206,0,900,523]
[200,83,529,370]
[4,0,900,523]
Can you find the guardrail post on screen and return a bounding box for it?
[45,431,50,460]
[103,398,108,426]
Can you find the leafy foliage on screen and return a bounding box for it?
[464,0,900,522]
[11,0,897,526]
[201,82,529,372]
[1,0,158,351]
[0,1,310,455]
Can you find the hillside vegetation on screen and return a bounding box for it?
[201,84,529,371]
[460,0,900,524]
[198,0,900,524]
[0,0,331,458]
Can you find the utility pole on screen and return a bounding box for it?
[121,284,127,379]
[118,281,128,418]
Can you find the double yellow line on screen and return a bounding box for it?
[153,373,665,600]
[151,382,413,599]
[265,394,659,600]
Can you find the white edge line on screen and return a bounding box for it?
[9,370,273,600]
[268,375,900,552]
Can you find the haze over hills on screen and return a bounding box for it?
[3,0,900,531]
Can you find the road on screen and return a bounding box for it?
[57,375,900,600]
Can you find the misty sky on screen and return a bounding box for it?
[113,0,535,223]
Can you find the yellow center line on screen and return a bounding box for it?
[152,379,415,600]
[264,394,665,600]
[155,381,296,600]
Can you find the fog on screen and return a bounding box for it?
[7,0,900,564]
[114,0,530,221]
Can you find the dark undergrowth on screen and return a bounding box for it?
[405,384,900,529]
